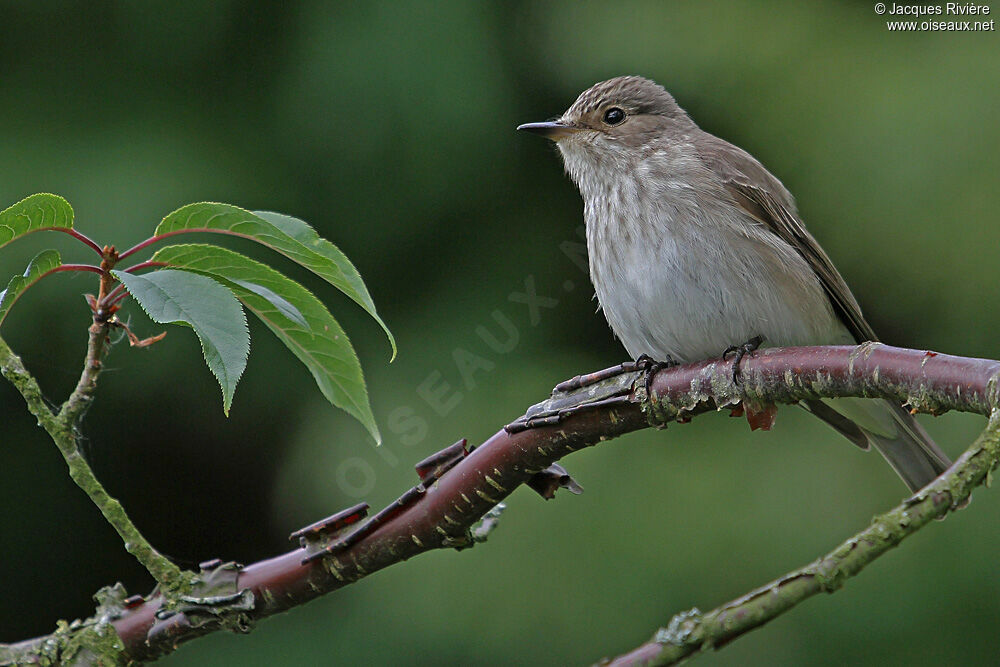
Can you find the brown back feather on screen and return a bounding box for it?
[694,131,877,343]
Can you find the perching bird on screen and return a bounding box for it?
[518,75,950,492]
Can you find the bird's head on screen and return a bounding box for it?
[518,76,691,148]
[518,76,693,190]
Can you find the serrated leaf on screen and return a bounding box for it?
[0,250,62,326]
[112,269,249,416]
[153,203,396,360]
[149,243,381,443]
[0,194,74,249]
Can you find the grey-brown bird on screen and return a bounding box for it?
[519,75,950,492]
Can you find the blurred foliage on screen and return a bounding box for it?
[1,1,998,664]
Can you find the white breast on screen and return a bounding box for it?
[563,142,850,363]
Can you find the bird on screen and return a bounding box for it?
[517,75,950,492]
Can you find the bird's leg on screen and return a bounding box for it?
[633,353,679,399]
[722,335,764,384]
[554,353,677,393]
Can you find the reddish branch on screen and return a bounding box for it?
[46,227,105,257]
[4,344,1000,664]
[118,229,265,260]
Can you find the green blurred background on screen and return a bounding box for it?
[1,1,998,664]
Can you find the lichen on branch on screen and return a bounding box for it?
[0,326,187,593]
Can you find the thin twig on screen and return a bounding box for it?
[118,228,254,260]
[49,264,104,275]
[0,305,186,598]
[121,260,168,273]
[49,322,185,590]
[45,227,105,256]
[601,410,1000,666]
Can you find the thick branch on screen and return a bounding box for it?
[4,344,1000,664]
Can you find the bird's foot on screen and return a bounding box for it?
[632,353,679,398]
[722,335,764,385]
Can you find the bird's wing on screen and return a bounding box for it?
[694,133,952,483]
[695,132,877,343]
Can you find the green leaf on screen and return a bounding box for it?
[0,250,62,326]
[112,269,250,416]
[150,244,381,443]
[153,203,396,360]
[0,193,74,249]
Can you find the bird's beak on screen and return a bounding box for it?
[516,120,581,140]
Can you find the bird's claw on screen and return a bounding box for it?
[722,335,764,384]
[633,353,679,398]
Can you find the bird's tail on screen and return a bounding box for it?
[803,397,951,492]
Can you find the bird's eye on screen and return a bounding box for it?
[602,107,626,126]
